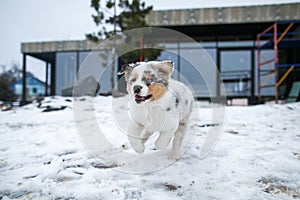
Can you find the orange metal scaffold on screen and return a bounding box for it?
[256,21,300,103]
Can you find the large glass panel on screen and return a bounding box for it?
[220,50,251,96]
[156,46,217,98]
[180,48,217,97]
[55,51,117,96]
[79,51,89,65]
[205,48,217,63]
[78,50,116,95]
[143,45,218,98]
[55,52,76,95]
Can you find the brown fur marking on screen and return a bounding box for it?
[133,73,139,79]
[148,83,167,101]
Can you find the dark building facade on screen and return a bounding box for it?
[21,2,300,104]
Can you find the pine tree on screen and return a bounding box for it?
[87,0,153,41]
[86,0,163,94]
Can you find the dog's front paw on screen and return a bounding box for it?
[131,142,145,154]
[168,151,181,161]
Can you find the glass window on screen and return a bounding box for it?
[151,47,218,98]
[205,48,217,63]
[179,48,217,97]
[79,51,90,65]
[55,51,117,96]
[78,50,115,95]
[221,51,251,71]
[55,52,77,95]
[220,50,251,96]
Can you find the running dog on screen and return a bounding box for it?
[118,61,193,160]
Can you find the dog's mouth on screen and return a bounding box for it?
[135,94,153,103]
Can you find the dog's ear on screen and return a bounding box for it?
[117,64,134,81]
[153,61,174,78]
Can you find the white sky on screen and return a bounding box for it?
[0,0,299,81]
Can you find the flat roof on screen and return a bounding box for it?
[21,40,101,54]
[21,3,300,56]
[146,2,300,26]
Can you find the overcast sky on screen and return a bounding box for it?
[0,0,299,80]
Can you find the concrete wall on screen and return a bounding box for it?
[22,40,104,53]
[146,3,300,26]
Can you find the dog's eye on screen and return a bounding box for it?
[130,78,136,83]
[146,78,153,85]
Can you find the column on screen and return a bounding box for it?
[21,54,27,105]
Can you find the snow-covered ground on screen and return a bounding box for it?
[0,96,300,200]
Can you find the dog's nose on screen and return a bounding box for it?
[133,85,142,94]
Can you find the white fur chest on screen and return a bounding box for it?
[128,91,180,133]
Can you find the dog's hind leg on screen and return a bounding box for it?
[168,116,190,160]
[127,122,146,154]
[155,128,177,150]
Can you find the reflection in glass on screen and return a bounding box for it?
[220,50,251,96]
[56,52,77,95]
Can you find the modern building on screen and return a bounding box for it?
[21,2,300,104]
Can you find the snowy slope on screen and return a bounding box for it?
[0,96,300,200]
